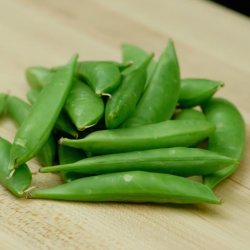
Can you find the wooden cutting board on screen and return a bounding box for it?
[0,0,249,249]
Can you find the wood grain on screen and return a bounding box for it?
[0,0,249,249]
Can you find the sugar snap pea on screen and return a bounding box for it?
[7,96,56,166]
[202,98,245,189]
[77,61,121,96]
[27,88,78,138]
[0,93,8,116]
[58,145,85,182]
[64,80,104,131]
[41,147,235,177]
[105,54,153,129]
[26,66,52,89]
[123,40,180,128]
[9,55,78,170]
[179,79,223,108]
[121,45,223,109]
[60,120,215,155]
[0,137,31,197]
[121,43,156,79]
[175,108,207,121]
[29,171,220,204]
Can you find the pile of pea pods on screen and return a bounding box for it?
[0,40,246,205]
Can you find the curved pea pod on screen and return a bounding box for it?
[29,171,221,204]
[9,54,78,170]
[60,120,215,155]
[27,88,78,138]
[7,96,56,166]
[65,80,104,131]
[77,61,121,96]
[123,40,180,128]
[175,108,207,121]
[105,54,153,129]
[179,79,223,108]
[202,98,246,189]
[58,145,86,182]
[121,43,156,80]
[0,93,8,116]
[41,147,235,177]
[0,137,31,197]
[26,66,52,89]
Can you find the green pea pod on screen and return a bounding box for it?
[60,120,215,155]
[202,98,246,189]
[78,60,133,72]
[77,61,121,96]
[7,96,56,166]
[65,80,104,131]
[27,88,78,138]
[41,147,235,177]
[58,144,86,182]
[29,171,220,204]
[26,66,52,89]
[0,137,31,197]
[9,54,78,170]
[123,40,180,128]
[179,79,223,108]
[105,54,153,129]
[0,93,8,116]
[175,109,207,121]
[121,43,156,80]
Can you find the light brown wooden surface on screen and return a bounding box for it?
[0,0,250,249]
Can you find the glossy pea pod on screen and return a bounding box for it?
[60,120,215,155]
[58,145,86,182]
[105,54,153,129]
[26,61,131,88]
[7,96,56,166]
[0,137,31,197]
[202,98,246,189]
[9,55,78,171]
[0,93,8,116]
[41,147,235,177]
[26,66,52,89]
[77,61,121,96]
[27,88,78,138]
[121,43,156,79]
[121,45,223,108]
[179,79,223,108]
[29,171,221,204]
[64,80,104,131]
[175,108,207,121]
[123,40,180,128]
